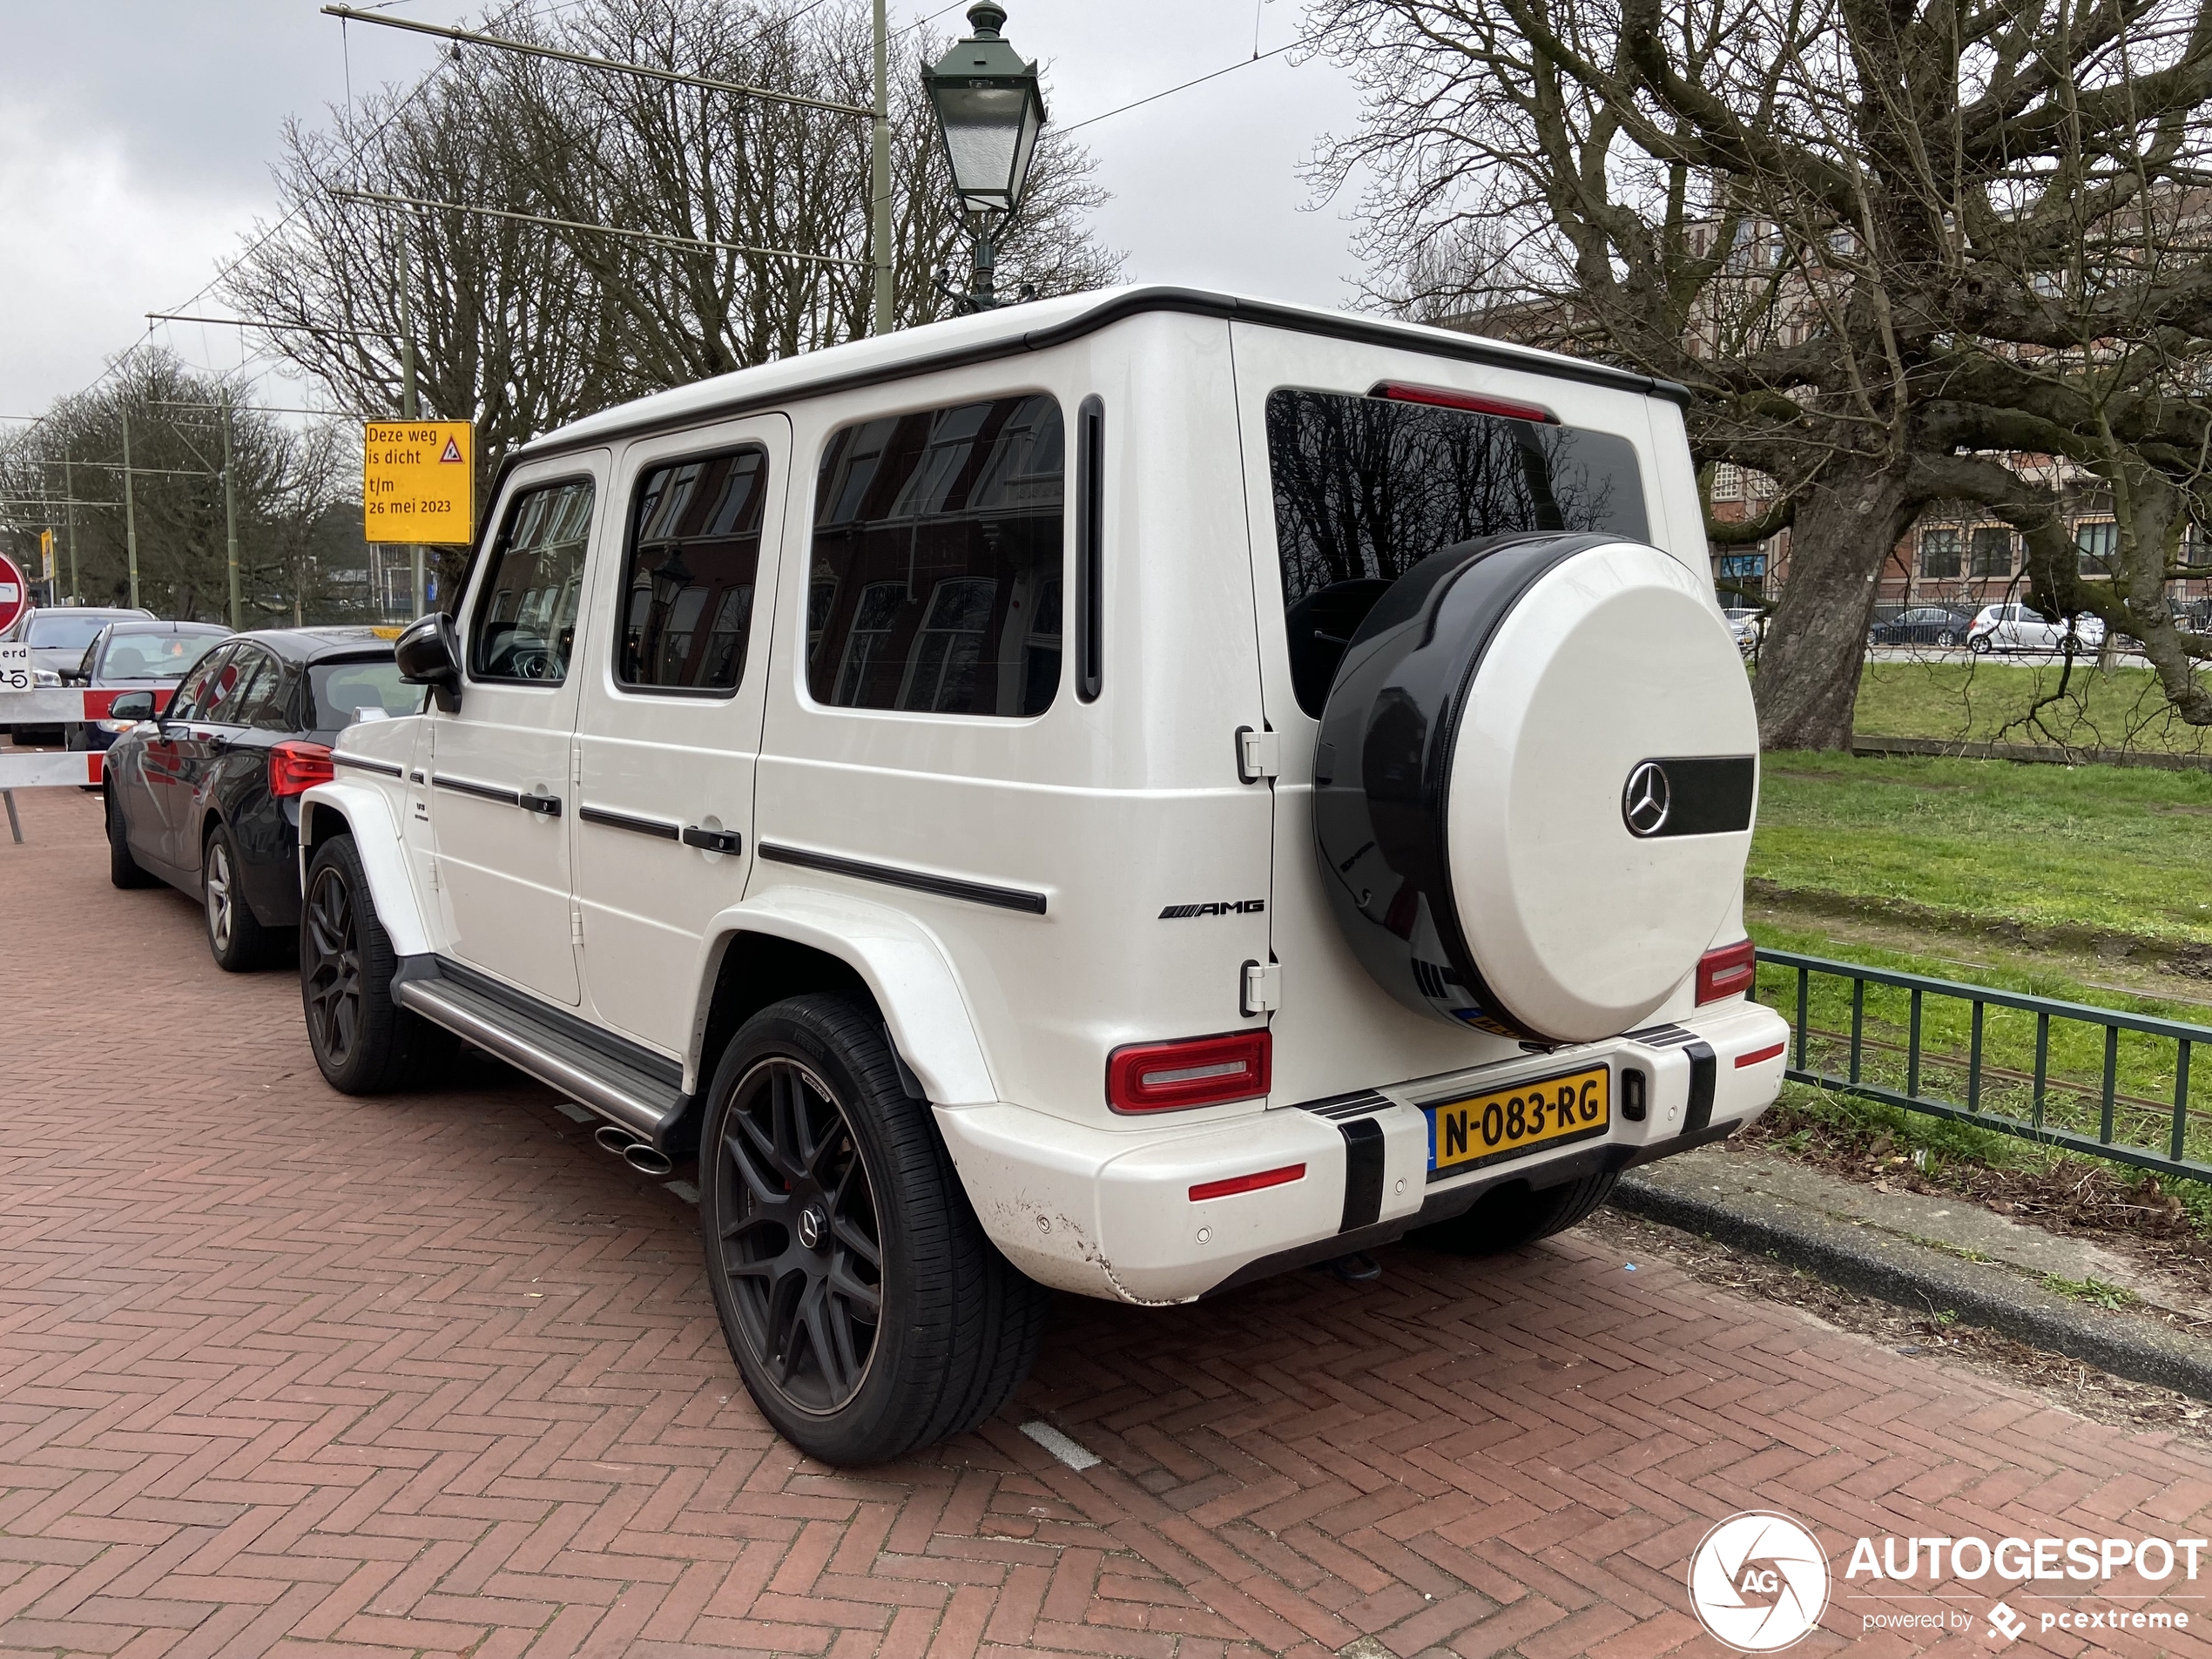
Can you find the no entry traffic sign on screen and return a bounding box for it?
[0,550,24,633]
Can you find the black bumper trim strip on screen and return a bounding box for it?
[1339,1116,1386,1232]
[1683,1040,1717,1134]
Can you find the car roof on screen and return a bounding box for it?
[98,619,231,637]
[224,625,403,663]
[519,284,1694,463]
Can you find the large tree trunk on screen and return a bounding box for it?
[1753,462,1921,751]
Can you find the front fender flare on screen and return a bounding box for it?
[691,883,996,1107]
[298,782,432,959]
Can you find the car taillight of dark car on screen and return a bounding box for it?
[268,740,335,798]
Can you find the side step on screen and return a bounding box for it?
[392,955,689,1146]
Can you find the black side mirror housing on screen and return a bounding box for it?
[395,612,463,713]
[109,691,157,722]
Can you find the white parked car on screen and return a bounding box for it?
[1722,606,1764,654]
[291,286,1788,1463]
[1966,602,2106,656]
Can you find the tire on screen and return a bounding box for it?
[1410,1170,1618,1257]
[1935,631,1956,648]
[300,833,456,1093]
[204,824,279,971]
[106,787,159,890]
[1968,636,1993,656]
[698,994,1049,1466]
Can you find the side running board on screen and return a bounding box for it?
[391,955,688,1146]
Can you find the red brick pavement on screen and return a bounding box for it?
[3,782,2209,1659]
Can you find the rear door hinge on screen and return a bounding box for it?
[1235,725,1279,784]
[1241,959,1281,1017]
[570,905,585,947]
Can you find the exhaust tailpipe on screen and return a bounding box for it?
[623,1143,674,1176]
[593,1121,676,1177]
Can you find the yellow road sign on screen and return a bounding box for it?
[363,420,475,544]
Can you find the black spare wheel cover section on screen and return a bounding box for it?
[1312,532,1758,1042]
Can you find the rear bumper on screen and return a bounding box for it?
[937,1000,1789,1305]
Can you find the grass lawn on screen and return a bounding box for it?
[1752,751,2212,946]
[1852,658,2212,754]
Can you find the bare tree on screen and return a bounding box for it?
[1309,0,2212,749]
[225,0,1119,496]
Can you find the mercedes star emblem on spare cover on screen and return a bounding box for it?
[1622,760,1673,837]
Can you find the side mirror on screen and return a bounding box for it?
[109,691,156,723]
[395,611,463,714]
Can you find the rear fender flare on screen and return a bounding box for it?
[298,782,432,959]
[691,884,997,1106]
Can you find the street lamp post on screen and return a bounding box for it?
[921,2,1046,314]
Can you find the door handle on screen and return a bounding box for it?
[519,792,563,818]
[681,826,742,854]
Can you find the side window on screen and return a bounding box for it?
[231,652,298,732]
[618,447,767,692]
[807,394,1063,718]
[169,645,232,720]
[469,480,596,685]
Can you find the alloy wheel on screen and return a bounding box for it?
[302,863,363,1068]
[713,1057,883,1413]
[206,840,234,954]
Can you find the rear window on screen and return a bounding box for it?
[98,631,225,680]
[1266,388,1647,716]
[311,658,423,729]
[28,613,113,651]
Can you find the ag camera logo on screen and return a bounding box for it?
[1688,1511,1831,1651]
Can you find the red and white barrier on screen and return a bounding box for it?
[0,749,102,788]
[0,687,170,725]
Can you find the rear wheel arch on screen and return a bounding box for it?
[687,902,998,1110]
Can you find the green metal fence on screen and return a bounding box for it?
[1754,948,2212,1185]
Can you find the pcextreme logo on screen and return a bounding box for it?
[1688,1513,1831,1651]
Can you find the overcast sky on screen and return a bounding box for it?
[0,0,1373,420]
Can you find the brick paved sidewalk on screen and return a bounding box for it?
[3,782,2209,1659]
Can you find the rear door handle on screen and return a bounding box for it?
[681,826,741,854]
[519,792,563,818]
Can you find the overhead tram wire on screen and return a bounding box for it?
[320,7,871,118]
[332,188,867,267]
[149,313,405,343]
[1062,37,1306,134]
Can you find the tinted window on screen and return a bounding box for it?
[199,650,262,724]
[808,395,1062,718]
[228,651,297,732]
[98,631,226,680]
[1266,388,1648,717]
[470,480,595,684]
[169,646,232,720]
[311,658,422,729]
[620,448,767,692]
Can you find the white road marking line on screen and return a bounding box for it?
[1020,1420,1100,1470]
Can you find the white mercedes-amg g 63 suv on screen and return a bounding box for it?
[293,286,1787,1464]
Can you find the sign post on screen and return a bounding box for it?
[362,422,475,611]
[0,548,29,842]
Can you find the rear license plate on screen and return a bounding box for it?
[1427,1065,1609,1176]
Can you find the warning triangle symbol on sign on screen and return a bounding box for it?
[438,437,464,463]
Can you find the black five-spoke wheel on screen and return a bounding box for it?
[303,858,364,1069]
[715,1057,883,1413]
[698,994,1051,1466]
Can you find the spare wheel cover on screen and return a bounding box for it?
[1312,533,1757,1042]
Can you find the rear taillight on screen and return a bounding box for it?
[268,740,334,798]
[1372,381,1557,423]
[1106,1031,1271,1114]
[1696,939,1757,1004]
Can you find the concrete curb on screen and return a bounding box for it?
[1611,1172,2212,1402]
